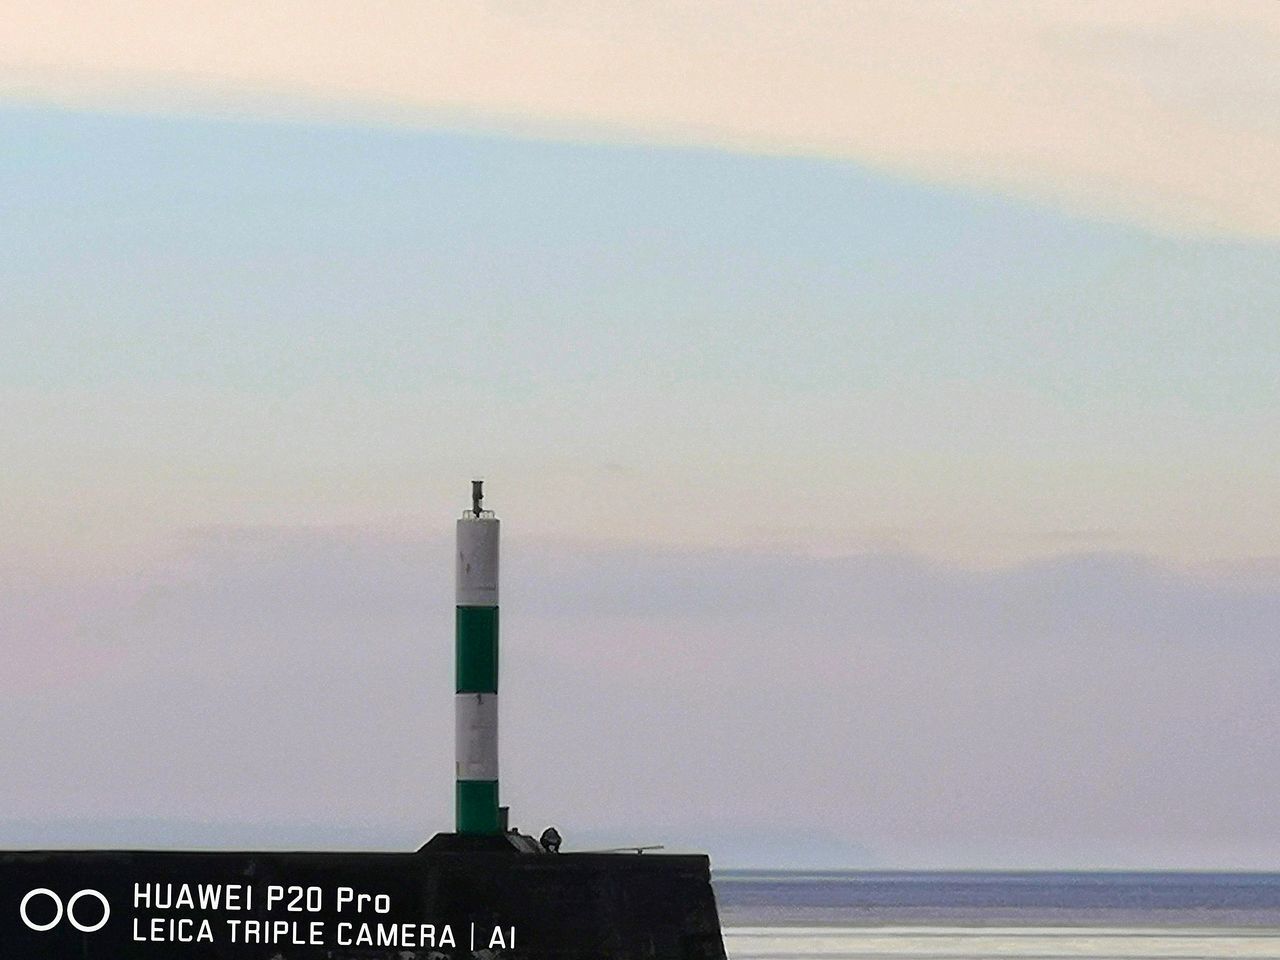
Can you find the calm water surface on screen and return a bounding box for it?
[712,873,1280,960]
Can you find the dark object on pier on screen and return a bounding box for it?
[539,827,562,853]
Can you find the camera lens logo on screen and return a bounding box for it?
[20,889,110,933]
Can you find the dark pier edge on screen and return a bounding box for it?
[0,840,727,960]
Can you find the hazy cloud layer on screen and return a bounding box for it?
[2,526,1278,868]
[1,2,1277,237]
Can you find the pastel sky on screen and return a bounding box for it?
[1,3,1278,868]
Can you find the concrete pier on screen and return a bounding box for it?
[0,848,726,959]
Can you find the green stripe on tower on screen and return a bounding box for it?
[456,606,498,693]
[456,779,500,834]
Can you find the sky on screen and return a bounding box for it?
[1,2,1278,869]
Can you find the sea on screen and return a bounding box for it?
[712,872,1280,960]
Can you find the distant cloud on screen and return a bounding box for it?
[0,2,1276,237]
[3,525,1280,867]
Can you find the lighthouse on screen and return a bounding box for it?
[455,480,500,834]
[0,478,727,960]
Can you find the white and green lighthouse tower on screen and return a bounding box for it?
[455,480,501,834]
